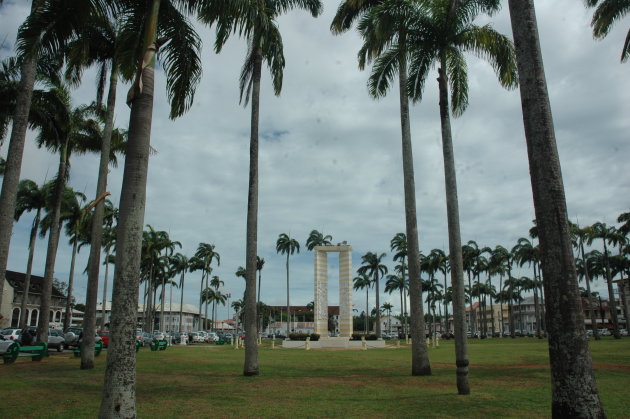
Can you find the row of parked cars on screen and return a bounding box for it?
[0,327,103,352]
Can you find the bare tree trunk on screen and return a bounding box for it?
[0,28,38,324]
[101,250,110,329]
[243,44,262,376]
[507,2,605,416]
[178,272,185,333]
[99,1,159,414]
[63,238,78,331]
[398,50,431,376]
[581,239,599,340]
[83,69,118,369]
[533,264,541,338]
[19,211,40,330]
[438,58,469,394]
[37,142,68,344]
[602,242,620,339]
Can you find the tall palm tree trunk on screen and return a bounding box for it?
[602,243,620,339]
[374,272,381,337]
[83,69,118,369]
[398,53,431,376]
[365,289,369,334]
[257,270,262,334]
[444,271,449,333]
[37,142,69,344]
[437,58,469,394]
[168,281,173,332]
[0,16,39,322]
[203,274,208,330]
[507,2,605,416]
[101,251,110,329]
[145,266,154,332]
[243,44,262,377]
[198,272,203,330]
[532,264,541,337]
[499,274,509,337]
[99,1,159,414]
[19,211,40,329]
[161,275,166,331]
[178,272,185,333]
[63,238,78,331]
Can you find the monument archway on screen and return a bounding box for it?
[313,245,352,338]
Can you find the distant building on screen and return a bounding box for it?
[96,302,201,332]
[0,270,67,329]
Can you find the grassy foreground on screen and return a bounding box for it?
[0,337,628,418]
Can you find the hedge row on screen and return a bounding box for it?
[351,334,378,340]
[288,333,320,341]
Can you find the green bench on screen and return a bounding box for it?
[136,340,142,352]
[73,341,104,358]
[216,338,226,345]
[1,342,48,364]
[150,339,168,351]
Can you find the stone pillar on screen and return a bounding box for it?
[314,251,328,336]
[339,250,352,337]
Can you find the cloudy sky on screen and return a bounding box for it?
[1,0,628,323]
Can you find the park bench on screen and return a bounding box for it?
[150,339,168,351]
[1,341,48,364]
[73,340,104,358]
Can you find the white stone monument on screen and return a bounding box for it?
[314,244,353,338]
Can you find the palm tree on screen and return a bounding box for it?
[14,179,47,329]
[276,233,300,339]
[97,0,202,413]
[512,238,542,337]
[381,302,394,335]
[197,0,323,377]
[573,225,600,340]
[60,189,89,333]
[305,229,333,250]
[385,273,408,336]
[169,253,189,333]
[64,8,131,370]
[461,241,479,334]
[210,275,224,330]
[0,0,111,328]
[194,243,220,330]
[587,222,621,339]
[507,2,605,415]
[353,273,373,334]
[357,252,388,338]
[405,0,517,391]
[98,204,117,330]
[586,0,630,62]
[335,0,430,377]
[256,256,265,333]
[389,233,410,338]
[489,246,510,336]
[30,83,104,345]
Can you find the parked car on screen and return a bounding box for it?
[619,329,628,336]
[22,327,66,352]
[153,331,166,341]
[98,330,110,348]
[1,328,21,341]
[63,328,102,348]
[207,332,219,343]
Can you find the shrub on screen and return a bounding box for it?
[351,334,378,340]
[289,333,320,341]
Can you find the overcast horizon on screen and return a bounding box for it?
[1,0,628,323]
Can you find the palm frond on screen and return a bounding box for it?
[591,0,630,38]
[239,38,257,106]
[368,44,401,98]
[445,47,468,117]
[262,23,285,96]
[406,43,436,103]
[457,24,518,90]
[157,1,202,119]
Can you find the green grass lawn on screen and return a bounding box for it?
[1,337,628,418]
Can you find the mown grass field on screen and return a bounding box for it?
[0,337,628,418]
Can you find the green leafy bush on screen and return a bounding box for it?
[351,334,378,340]
[289,333,320,341]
